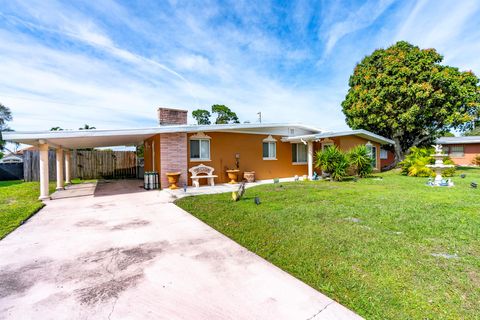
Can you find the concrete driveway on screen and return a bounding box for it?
[0,180,360,320]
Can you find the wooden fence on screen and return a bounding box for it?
[23,150,137,181]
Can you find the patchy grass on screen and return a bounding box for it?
[70,178,97,184]
[0,180,55,240]
[176,168,480,319]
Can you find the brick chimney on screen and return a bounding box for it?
[158,107,188,125]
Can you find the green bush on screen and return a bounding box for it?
[400,147,456,177]
[348,145,373,177]
[315,146,349,181]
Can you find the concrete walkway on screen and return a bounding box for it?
[0,180,361,320]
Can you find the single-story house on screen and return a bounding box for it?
[0,153,23,164]
[437,136,480,166]
[3,107,394,199]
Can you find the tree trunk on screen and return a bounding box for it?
[383,139,405,171]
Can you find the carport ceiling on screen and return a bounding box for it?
[4,129,161,149]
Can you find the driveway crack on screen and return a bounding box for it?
[105,249,120,319]
[306,301,334,320]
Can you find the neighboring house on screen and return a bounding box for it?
[3,107,393,199]
[0,153,23,164]
[437,136,480,166]
[379,148,395,169]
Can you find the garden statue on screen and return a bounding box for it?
[426,145,454,187]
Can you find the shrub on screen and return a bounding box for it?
[473,154,480,166]
[400,147,456,177]
[315,146,349,181]
[348,145,373,177]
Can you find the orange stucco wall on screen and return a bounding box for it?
[143,131,386,187]
[143,134,161,173]
[187,132,309,184]
[444,144,480,165]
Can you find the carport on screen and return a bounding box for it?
[3,128,160,199]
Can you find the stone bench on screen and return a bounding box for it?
[189,164,218,188]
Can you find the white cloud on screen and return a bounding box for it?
[321,0,396,55]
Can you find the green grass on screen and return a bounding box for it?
[176,168,480,319]
[70,178,97,184]
[0,180,55,240]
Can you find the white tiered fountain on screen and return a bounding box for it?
[426,145,455,186]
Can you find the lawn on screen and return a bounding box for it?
[176,168,480,319]
[0,180,55,240]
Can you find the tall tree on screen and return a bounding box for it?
[79,124,96,130]
[0,103,13,151]
[342,41,480,164]
[192,109,211,125]
[211,104,240,124]
[463,126,480,136]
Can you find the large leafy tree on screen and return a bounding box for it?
[342,41,480,164]
[463,126,480,136]
[192,109,211,125]
[211,104,240,124]
[0,103,13,151]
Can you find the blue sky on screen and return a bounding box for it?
[1,0,479,132]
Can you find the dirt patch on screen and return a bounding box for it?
[75,219,105,227]
[111,219,151,231]
[0,259,51,298]
[116,242,166,270]
[0,241,168,306]
[75,274,143,305]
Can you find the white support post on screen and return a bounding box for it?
[38,143,50,200]
[56,148,64,190]
[307,141,314,180]
[65,150,71,185]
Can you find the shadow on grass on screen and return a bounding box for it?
[0,180,24,187]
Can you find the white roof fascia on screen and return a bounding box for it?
[436,136,480,144]
[283,129,394,145]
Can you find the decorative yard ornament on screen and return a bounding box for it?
[232,181,246,201]
[426,147,454,187]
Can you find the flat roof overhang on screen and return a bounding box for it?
[283,129,395,145]
[2,129,161,149]
[3,123,322,149]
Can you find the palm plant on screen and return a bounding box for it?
[348,145,373,177]
[315,146,349,181]
[400,146,456,177]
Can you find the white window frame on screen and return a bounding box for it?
[263,142,277,160]
[449,145,464,158]
[322,142,334,150]
[380,148,388,160]
[292,143,308,164]
[366,142,377,168]
[262,135,277,160]
[190,138,211,161]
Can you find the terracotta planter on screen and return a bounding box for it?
[226,169,240,184]
[166,172,181,189]
[243,171,255,183]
